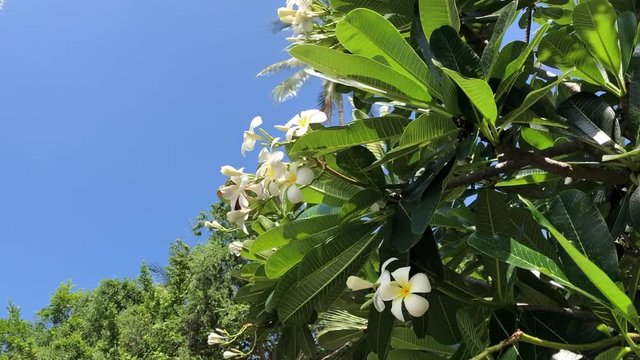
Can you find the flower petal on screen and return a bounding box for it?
[296,167,314,186]
[380,257,398,274]
[391,267,411,284]
[376,270,391,286]
[346,276,374,291]
[220,166,245,177]
[403,294,429,318]
[390,297,405,322]
[309,110,328,124]
[287,185,303,203]
[378,283,403,302]
[409,273,431,294]
[373,292,385,312]
[249,116,263,131]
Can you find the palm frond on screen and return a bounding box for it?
[317,310,368,336]
[257,58,304,78]
[272,69,311,102]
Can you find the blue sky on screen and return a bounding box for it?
[0,0,321,318]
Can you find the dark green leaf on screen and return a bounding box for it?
[430,26,482,78]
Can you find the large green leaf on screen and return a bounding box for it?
[390,328,455,356]
[418,0,460,40]
[337,8,439,98]
[538,30,607,87]
[629,186,640,230]
[330,0,415,17]
[557,92,617,147]
[290,45,431,103]
[573,0,622,79]
[249,214,340,255]
[521,196,640,329]
[277,222,382,324]
[430,26,483,78]
[289,117,409,156]
[302,176,364,207]
[276,325,317,359]
[629,44,640,144]
[368,305,395,360]
[617,12,637,72]
[500,69,573,126]
[548,190,619,282]
[385,112,458,158]
[441,68,497,124]
[480,1,518,78]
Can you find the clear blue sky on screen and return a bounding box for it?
[0,0,321,318]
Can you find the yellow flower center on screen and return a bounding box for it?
[288,172,298,184]
[299,116,309,128]
[400,284,411,297]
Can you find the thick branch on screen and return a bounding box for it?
[447,143,630,189]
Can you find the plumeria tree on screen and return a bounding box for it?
[211,0,640,358]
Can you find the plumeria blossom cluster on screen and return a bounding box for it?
[347,258,432,322]
[218,110,328,236]
[277,0,319,34]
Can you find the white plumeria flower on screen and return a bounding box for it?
[286,0,312,11]
[241,116,263,157]
[227,208,252,234]
[280,163,314,204]
[223,349,243,359]
[347,258,398,312]
[229,241,244,256]
[257,148,286,182]
[277,7,315,33]
[204,220,226,231]
[220,165,245,177]
[207,331,227,345]
[219,175,252,210]
[275,109,327,140]
[379,267,431,322]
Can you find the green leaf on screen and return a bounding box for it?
[481,1,518,78]
[573,0,622,79]
[250,214,341,255]
[430,26,482,78]
[290,45,431,103]
[289,117,409,156]
[594,346,629,360]
[330,0,415,17]
[318,330,364,351]
[390,328,455,356]
[538,30,607,87]
[277,222,382,324]
[335,146,386,189]
[302,176,365,207]
[521,127,564,150]
[456,308,488,355]
[628,44,640,144]
[276,325,317,359]
[368,304,395,360]
[418,0,460,40]
[384,113,458,160]
[629,186,640,231]
[337,8,439,98]
[520,196,640,329]
[557,93,617,147]
[548,190,619,282]
[617,12,637,72]
[500,69,573,126]
[490,41,526,80]
[495,171,560,187]
[441,68,497,124]
[410,158,454,236]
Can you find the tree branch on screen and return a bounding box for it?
[446,143,630,189]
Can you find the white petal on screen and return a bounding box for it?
[309,110,328,124]
[295,167,314,186]
[380,257,398,274]
[346,276,374,291]
[285,126,297,141]
[274,124,290,132]
[249,116,262,131]
[287,185,303,203]
[294,125,309,137]
[378,283,403,302]
[373,292,385,312]
[220,166,245,177]
[409,273,431,294]
[404,294,429,318]
[300,109,319,119]
[287,114,302,127]
[390,297,405,322]
[376,270,391,286]
[258,148,269,163]
[391,267,411,284]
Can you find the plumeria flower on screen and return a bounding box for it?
[277,7,315,34]
[204,220,227,231]
[219,175,252,210]
[275,109,327,140]
[227,208,252,234]
[241,116,263,157]
[286,0,312,11]
[221,165,246,177]
[280,163,314,204]
[223,348,243,359]
[379,267,431,322]
[347,258,397,311]
[229,241,244,256]
[257,148,286,183]
[207,331,227,345]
